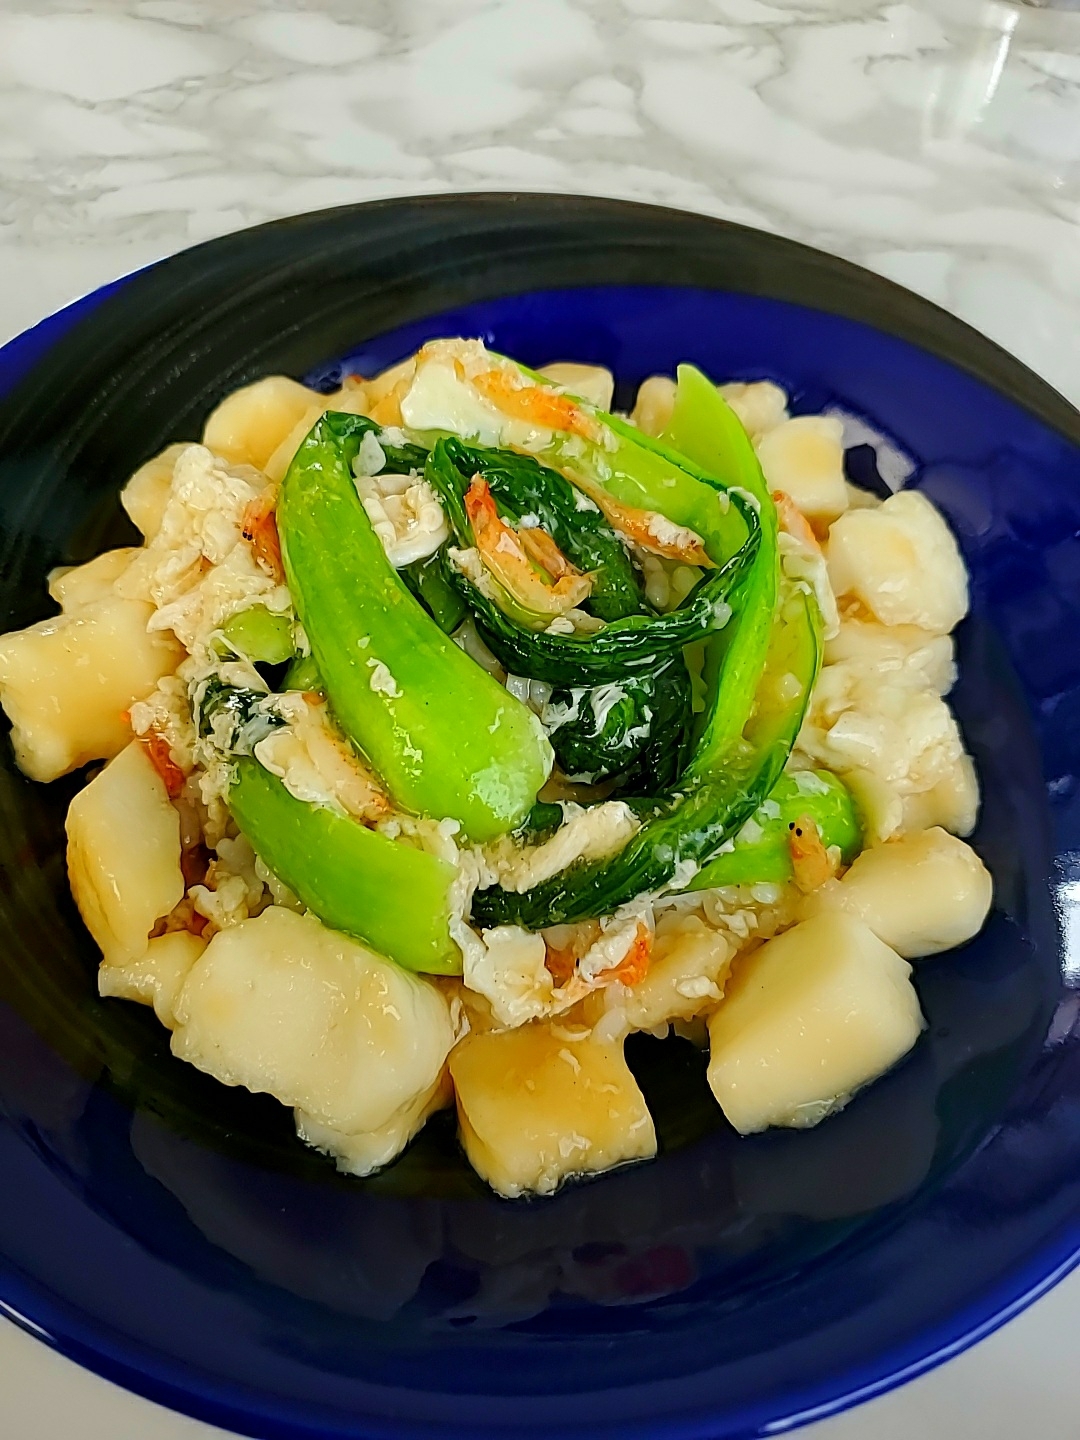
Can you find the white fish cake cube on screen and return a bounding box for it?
[840,764,904,845]
[296,1071,453,1179]
[263,402,327,484]
[827,489,968,634]
[120,443,189,540]
[48,547,137,611]
[202,375,325,472]
[67,741,184,964]
[824,617,956,696]
[719,380,789,439]
[0,597,181,782]
[630,375,676,437]
[262,377,372,485]
[804,827,991,958]
[98,930,207,1027]
[707,911,924,1134]
[615,916,734,1034]
[449,1021,656,1197]
[171,907,455,1137]
[755,416,848,527]
[901,752,979,837]
[538,362,614,411]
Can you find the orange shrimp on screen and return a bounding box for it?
[544,919,652,992]
[787,813,836,893]
[772,490,822,554]
[241,493,284,582]
[544,943,578,988]
[465,477,592,616]
[606,921,653,987]
[140,731,186,799]
[568,473,714,567]
[472,368,602,442]
[518,523,577,580]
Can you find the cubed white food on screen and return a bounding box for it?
[98,930,207,1027]
[804,827,991,958]
[260,376,371,484]
[171,907,455,1137]
[755,416,849,527]
[901,751,979,836]
[707,911,924,1134]
[826,489,968,634]
[839,764,905,846]
[824,617,956,697]
[0,597,182,782]
[798,660,968,845]
[719,380,789,439]
[67,741,185,964]
[48,548,137,611]
[449,1021,656,1197]
[296,1072,452,1178]
[845,481,883,510]
[202,375,325,472]
[613,916,734,1034]
[120,444,188,539]
[630,375,676,436]
[538,362,614,411]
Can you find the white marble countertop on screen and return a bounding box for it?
[2,0,1080,1436]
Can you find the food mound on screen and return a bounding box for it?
[0,341,993,1198]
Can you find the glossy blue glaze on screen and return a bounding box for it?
[1,276,1078,1440]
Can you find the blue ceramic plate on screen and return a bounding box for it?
[0,195,1078,1440]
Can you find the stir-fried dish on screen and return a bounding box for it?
[0,341,993,1197]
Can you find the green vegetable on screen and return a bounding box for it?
[661,365,781,780]
[512,358,751,565]
[228,760,461,974]
[434,438,646,622]
[471,586,822,927]
[518,799,564,842]
[343,412,429,476]
[689,771,861,889]
[544,658,693,791]
[428,434,759,686]
[195,678,282,748]
[447,540,757,686]
[401,552,467,634]
[283,653,322,693]
[278,412,552,842]
[219,606,296,666]
[620,658,696,794]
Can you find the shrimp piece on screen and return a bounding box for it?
[465,478,592,617]
[544,920,602,990]
[544,942,578,988]
[773,489,822,554]
[241,493,284,582]
[472,369,603,443]
[606,921,653,987]
[788,813,837,893]
[544,919,652,1001]
[517,524,578,580]
[139,730,186,799]
[568,473,714,568]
